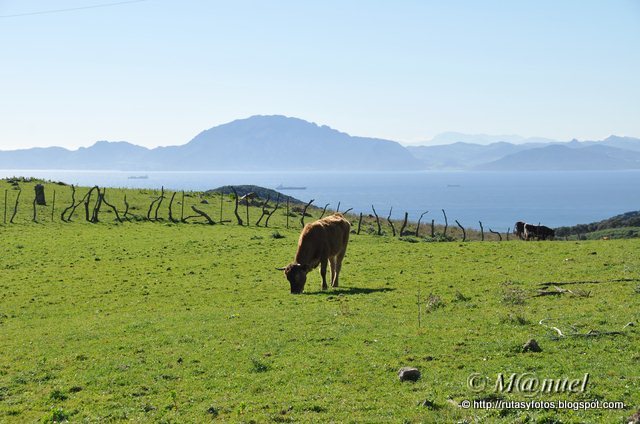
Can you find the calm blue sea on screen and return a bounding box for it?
[1,169,638,231]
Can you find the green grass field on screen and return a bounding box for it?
[1,180,639,423]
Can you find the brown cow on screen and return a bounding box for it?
[277,213,350,294]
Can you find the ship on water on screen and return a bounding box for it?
[276,184,306,190]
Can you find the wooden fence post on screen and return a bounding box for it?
[441,209,448,237]
[399,212,408,237]
[245,197,250,227]
[230,187,243,226]
[489,228,502,241]
[455,220,466,242]
[168,192,178,223]
[386,207,396,237]
[181,191,185,222]
[320,203,330,219]
[415,211,428,237]
[51,190,56,222]
[300,199,314,228]
[371,205,382,235]
[10,190,21,224]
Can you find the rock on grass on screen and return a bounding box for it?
[398,367,421,382]
[522,339,542,353]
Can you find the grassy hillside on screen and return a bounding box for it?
[0,178,504,241]
[1,179,639,423]
[556,211,640,240]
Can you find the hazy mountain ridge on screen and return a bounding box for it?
[409,135,640,170]
[475,144,640,171]
[425,132,559,146]
[0,116,423,171]
[0,116,638,171]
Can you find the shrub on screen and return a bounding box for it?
[41,407,70,423]
[49,389,68,401]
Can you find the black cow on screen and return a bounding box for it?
[523,223,555,240]
[513,221,526,240]
[523,223,538,240]
[537,225,555,240]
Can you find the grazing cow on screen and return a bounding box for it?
[277,213,350,294]
[537,225,555,240]
[523,223,539,240]
[513,221,526,240]
[523,223,555,240]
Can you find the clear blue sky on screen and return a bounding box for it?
[1,0,639,149]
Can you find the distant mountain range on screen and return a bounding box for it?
[1,115,638,171]
[425,132,558,146]
[0,116,422,171]
[408,135,640,170]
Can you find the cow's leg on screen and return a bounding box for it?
[332,249,346,287]
[320,258,328,290]
[329,256,337,287]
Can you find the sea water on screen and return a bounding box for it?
[1,169,638,231]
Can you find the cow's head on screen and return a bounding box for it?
[276,263,309,294]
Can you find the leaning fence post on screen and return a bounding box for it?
[441,209,448,237]
[399,212,408,237]
[168,192,178,223]
[10,189,21,224]
[300,199,314,228]
[245,196,250,227]
[415,211,428,237]
[231,187,243,225]
[357,212,363,235]
[455,220,466,242]
[386,207,396,237]
[181,191,185,222]
[479,221,484,241]
[371,205,382,235]
[320,203,330,219]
